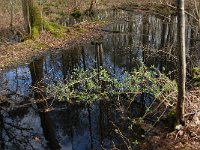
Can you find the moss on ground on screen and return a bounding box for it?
[27,3,69,39]
[192,67,200,88]
[71,9,82,19]
[43,21,70,37]
[166,109,176,127]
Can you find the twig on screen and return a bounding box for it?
[184,109,200,117]
[110,121,132,150]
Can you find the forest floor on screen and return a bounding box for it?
[141,89,200,150]
[0,21,105,72]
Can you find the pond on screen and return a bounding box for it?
[0,9,199,150]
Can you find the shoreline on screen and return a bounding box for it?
[0,2,182,72]
[0,21,105,73]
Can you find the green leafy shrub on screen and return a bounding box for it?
[46,65,177,104]
[71,9,82,19]
[192,67,200,87]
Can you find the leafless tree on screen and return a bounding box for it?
[176,0,186,125]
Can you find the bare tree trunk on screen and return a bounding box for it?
[193,0,200,30]
[176,0,186,125]
[10,0,14,29]
[198,2,200,30]
[22,0,32,33]
[87,0,97,16]
[21,0,62,39]
[21,0,42,38]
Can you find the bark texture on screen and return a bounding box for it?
[22,0,42,38]
[176,0,186,125]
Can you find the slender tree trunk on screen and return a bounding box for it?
[194,0,200,30]
[10,0,14,29]
[142,14,149,63]
[176,0,186,125]
[198,2,200,30]
[87,0,97,16]
[22,0,32,33]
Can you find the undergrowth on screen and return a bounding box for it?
[46,65,177,104]
[46,65,178,148]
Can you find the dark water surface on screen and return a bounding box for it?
[0,9,199,150]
